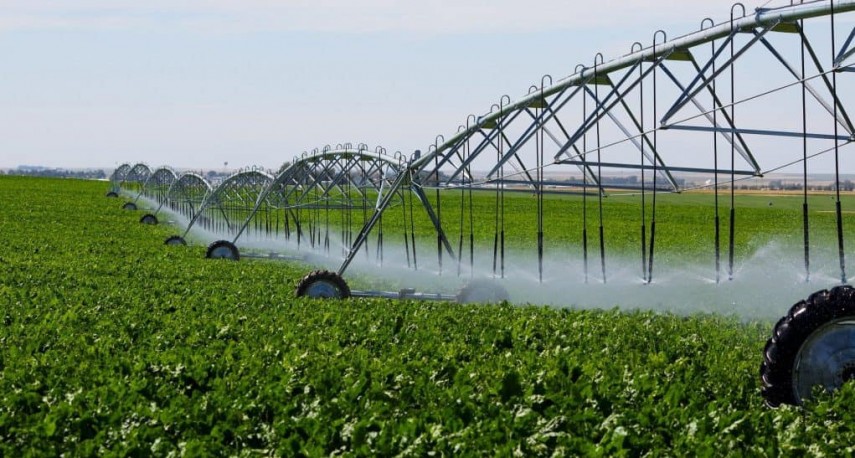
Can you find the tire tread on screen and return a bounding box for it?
[761,285,855,406]
[295,270,351,299]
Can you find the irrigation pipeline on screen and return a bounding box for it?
[118,1,855,293]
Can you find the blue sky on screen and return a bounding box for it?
[0,0,818,169]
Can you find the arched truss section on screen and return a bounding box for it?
[228,144,406,256]
[415,1,855,193]
[163,172,212,220]
[120,163,153,197]
[283,144,405,210]
[141,167,178,206]
[109,163,131,193]
[337,0,855,283]
[179,168,275,238]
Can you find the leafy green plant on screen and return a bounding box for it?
[1,176,855,455]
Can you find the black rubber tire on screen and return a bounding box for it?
[106,191,119,198]
[761,285,855,407]
[122,202,137,211]
[456,279,510,304]
[295,270,351,299]
[206,240,240,261]
[164,235,187,246]
[139,213,158,225]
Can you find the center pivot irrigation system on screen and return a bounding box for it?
[108,1,855,406]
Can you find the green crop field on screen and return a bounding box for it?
[4,175,855,455]
[228,183,855,270]
[414,188,854,263]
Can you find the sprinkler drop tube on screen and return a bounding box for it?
[728,208,735,281]
[800,13,810,283]
[837,200,846,283]
[599,225,606,284]
[492,232,499,277]
[402,198,411,268]
[457,234,464,277]
[411,231,418,270]
[324,230,330,254]
[715,215,721,284]
[583,227,589,284]
[458,151,467,278]
[469,233,474,276]
[437,233,443,276]
[537,231,544,283]
[803,202,810,282]
[501,230,505,279]
[408,189,418,270]
[641,224,647,282]
[831,0,846,285]
[403,233,411,268]
[309,221,314,248]
[647,220,656,283]
[377,217,384,266]
[436,152,442,276]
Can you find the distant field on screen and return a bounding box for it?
[3,175,855,455]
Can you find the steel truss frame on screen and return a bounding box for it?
[179,168,275,238]
[162,172,213,221]
[335,0,855,283]
[139,167,178,206]
[120,163,153,199]
[109,163,131,193]
[224,144,408,257]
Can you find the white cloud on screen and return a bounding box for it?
[0,0,783,35]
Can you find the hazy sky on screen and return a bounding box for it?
[0,0,832,170]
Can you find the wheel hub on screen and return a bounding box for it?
[304,281,341,298]
[794,319,855,402]
[210,246,235,258]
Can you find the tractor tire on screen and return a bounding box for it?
[761,285,855,407]
[164,235,187,246]
[106,191,119,198]
[140,213,158,225]
[122,202,137,211]
[295,270,351,299]
[456,279,510,304]
[206,240,240,261]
